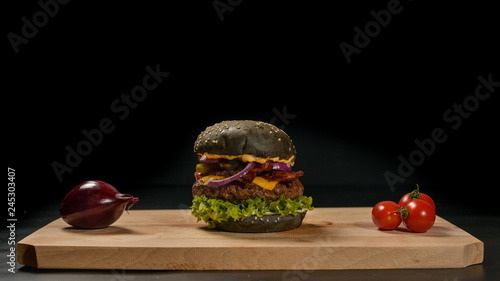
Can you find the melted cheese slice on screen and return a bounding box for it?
[251,177,279,190]
[200,175,279,190]
[200,175,225,185]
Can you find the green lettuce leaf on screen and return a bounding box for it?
[191,195,314,228]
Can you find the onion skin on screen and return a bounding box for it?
[59,180,139,229]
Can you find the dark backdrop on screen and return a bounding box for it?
[6,1,499,218]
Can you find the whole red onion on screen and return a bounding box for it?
[59,180,139,229]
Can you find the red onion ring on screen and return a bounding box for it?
[272,162,291,171]
[207,162,256,187]
[199,156,292,187]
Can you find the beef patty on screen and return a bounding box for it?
[192,179,304,202]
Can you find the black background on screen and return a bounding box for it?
[5,1,499,218]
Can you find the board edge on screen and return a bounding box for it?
[17,242,38,268]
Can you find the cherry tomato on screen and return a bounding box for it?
[401,199,436,233]
[399,184,435,211]
[372,201,402,230]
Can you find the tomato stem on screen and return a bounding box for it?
[410,184,421,200]
[395,206,409,220]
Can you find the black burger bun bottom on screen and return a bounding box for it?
[213,212,307,233]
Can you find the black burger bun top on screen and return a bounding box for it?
[194,120,296,164]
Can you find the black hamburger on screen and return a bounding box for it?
[190,120,313,232]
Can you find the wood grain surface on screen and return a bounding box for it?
[17,208,483,270]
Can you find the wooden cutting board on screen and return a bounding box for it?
[17,208,483,270]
